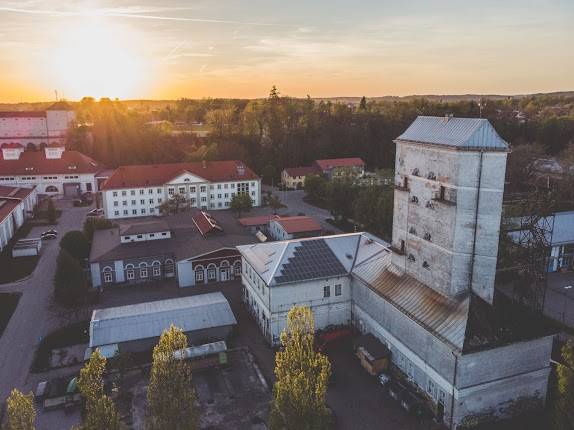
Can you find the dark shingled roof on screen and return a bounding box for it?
[274,239,348,284]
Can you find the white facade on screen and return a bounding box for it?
[0,187,38,251]
[0,109,75,148]
[102,175,262,220]
[242,257,351,344]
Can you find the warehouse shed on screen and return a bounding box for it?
[86,292,237,358]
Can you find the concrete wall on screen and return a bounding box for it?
[392,142,507,303]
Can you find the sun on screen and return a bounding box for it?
[49,18,149,100]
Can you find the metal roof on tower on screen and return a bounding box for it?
[396,116,509,151]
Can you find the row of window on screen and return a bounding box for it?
[111,182,258,198]
[114,198,163,207]
[102,261,174,283]
[114,208,157,216]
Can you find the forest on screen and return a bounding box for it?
[67,88,574,190]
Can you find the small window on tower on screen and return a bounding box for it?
[424,232,432,241]
[423,261,430,269]
[412,168,420,176]
[410,196,419,204]
[409,227,417,235]
[408,254,416,262]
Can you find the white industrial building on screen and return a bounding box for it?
[238,116,554,428]
[86,292,237,359]
[99,160,261,220]
[0,101,75,149]
[0,185,38,251]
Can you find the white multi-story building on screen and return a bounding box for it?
[0,101,75,149]
[238,116,554,428]
[100,160,261,219]
[0,185,38,251]
[0,143,102,196]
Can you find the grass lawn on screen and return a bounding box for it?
[0,223,40,284]
[0,293,20,338]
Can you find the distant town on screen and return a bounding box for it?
[0,91,573,430]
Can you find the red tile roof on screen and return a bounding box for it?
[0,185,35,200]
[1,143,24,148]
[192,211,224,236]
[238,214,280,227]
[101,160,259,190]
[314,158,365,170]
[0,199,20,224]
[283,166,318,177]
[46,142,65,147]
[274,216,322,234]
[0,111,46,118]
[0,150,101,175]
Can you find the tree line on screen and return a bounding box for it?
[67,91,574,189]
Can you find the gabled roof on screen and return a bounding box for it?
[237,232,388,286]
[47,101,73,111]
[101,160,259,190]
[314,158,365,170]
[192,211,223,236]
[0,185,35,200]
[0,150,101,174]
[238,214,279,227]
[396,116,509,151]
[119,220,170,236]
[273,216,322,234]
[283,166,318,177]
[89,292,237,347]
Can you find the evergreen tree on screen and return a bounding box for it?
[46,199,57,225]
[5,389,36,430]
[269,306,331,430]
[53,249,88,305]
[359,96,368,111]
[59,230,90,262]
[147,325,198,430]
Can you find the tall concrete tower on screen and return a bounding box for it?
[390,116,509,304]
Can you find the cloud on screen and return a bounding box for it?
[0,6,289,27]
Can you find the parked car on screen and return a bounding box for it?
[86,208,104,217]
[40,231,57,240]
[72,199,83,207]
[378,372,392,389]
[43,229,58,236]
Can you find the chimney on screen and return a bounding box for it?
[202,160,207,169]
[236,163,245,176]
[444,113,454,122]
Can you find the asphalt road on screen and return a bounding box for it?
[544,271,574,327]
[0,200,93,403]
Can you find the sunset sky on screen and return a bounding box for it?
[1,0,573,102]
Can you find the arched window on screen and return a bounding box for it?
[220,260,229,268]
[152,261,161,277]
[195,265,204,283]
[125,264,135,280]
[45,185,58,193]
[102,266,113,283]
[207,263,217,281]
[234,261,242,276]
[165,259,175,274]
[139,262,148,278]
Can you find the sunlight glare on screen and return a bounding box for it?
[50,18,148,100]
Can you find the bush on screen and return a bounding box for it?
[47,198,57,224]
[54,249,88,306]
[59,230,90,262]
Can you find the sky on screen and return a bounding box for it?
[0,0,573,102]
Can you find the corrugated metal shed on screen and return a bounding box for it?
[396,116,509,151]
[352,253,469,350]
[89,292,237,347]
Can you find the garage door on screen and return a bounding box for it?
[63,183,80,197]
